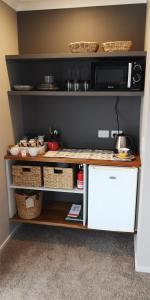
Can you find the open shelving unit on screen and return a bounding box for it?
[6,51,146,98]
[5,154,141,229]
[5,159,88,229]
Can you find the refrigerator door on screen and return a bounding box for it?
[88,166,138,232]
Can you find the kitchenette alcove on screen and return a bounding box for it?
[4,3,147,236]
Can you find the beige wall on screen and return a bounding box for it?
[0,0,18,246]
[17,4,146,53]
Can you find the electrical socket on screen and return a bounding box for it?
[98,130,109,138]
[111,130,123,138]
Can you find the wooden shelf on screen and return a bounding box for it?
[10,201,86,229]
[5,154,141,167]
[9,184,83,194]
[8,90,144,97]
[6,51,146,61]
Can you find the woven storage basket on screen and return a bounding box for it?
[12,165,42,187]
[44,167,74,189]
[15,190,42,219]
[68,41,99,53]
[102,41,133,52]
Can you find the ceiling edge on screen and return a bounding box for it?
[3,0,147,12]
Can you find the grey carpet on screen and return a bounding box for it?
[0,225,150,300]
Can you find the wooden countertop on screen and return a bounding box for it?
[4,154,141,168]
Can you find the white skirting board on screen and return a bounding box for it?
[134,235,150,274]
[0,224,21,253]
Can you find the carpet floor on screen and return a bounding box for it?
[0,224,150,300]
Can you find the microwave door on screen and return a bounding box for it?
[93,62,128,91]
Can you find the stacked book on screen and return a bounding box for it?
[65,204,83,223]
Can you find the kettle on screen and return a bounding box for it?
[115,133,132,152]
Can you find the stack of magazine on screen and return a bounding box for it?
[65,204,83,223]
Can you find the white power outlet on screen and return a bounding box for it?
[98,130,109,138]
[111,130,123,138]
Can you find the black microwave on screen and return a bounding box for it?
[91,58,145,91]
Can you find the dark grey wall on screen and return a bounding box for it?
[22,96,141,151]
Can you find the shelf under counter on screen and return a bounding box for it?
[9,184,83,194]
[8,90,144,97]
[5,154,141,168]
[10,201,86,229]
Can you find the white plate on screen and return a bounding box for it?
[14,85,33,91]
[113,154,135,161]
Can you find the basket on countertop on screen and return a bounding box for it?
[102,41,133,52]
[12,165,42,187]
[15,190,43,219]
[44,167,74,189]
[68,41,99,53]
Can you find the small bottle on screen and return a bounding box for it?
[77,165,84,189]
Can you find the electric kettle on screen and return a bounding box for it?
[115,133,132,152]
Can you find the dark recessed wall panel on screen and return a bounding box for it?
[17,5,144,152]
[17,4,146,54]
[22,96,141,151]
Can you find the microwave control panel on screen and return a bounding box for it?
[131,61,145,90]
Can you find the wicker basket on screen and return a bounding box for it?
[102,41,133,52]
[12,165,42,187]
[44,167,74,189]
[15,190,42,219]
[68,41,99,53]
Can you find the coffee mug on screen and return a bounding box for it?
[29,139,37,147]
[20,139,28,147]
[118,148,130,158]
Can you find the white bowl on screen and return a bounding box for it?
[10,146,20,156]
[38,144,47,155]
[28,147,39,156]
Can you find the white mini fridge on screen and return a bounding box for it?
[88,166,138,232]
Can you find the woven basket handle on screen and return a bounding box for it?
[22,167,32,173]
[54,168,63,174]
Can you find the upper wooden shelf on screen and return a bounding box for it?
[6,51,146,61]
[8,91,144,97]
[5,154,141,168]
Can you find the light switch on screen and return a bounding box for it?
[98,130,109,138]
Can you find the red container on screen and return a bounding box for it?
[48,141,60,151]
